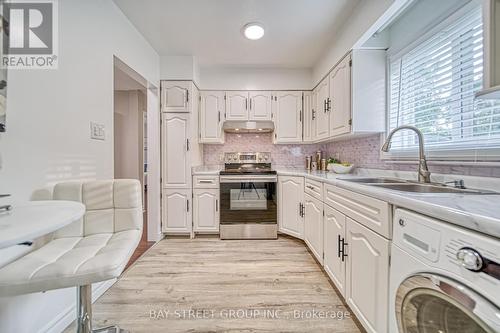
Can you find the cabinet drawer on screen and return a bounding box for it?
[193,175,219,188]
[323,184,391,238]
[305,178,323,200]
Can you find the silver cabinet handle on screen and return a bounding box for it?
[306,185,315,190]
[312,109,316,120]
[245,98,248,110]
[186,139,190,151]
[0,204,12,212]
[216,199,219,212]
[198,180,213,184]
[186,89,189,103]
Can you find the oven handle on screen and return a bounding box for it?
[220,175,277,183]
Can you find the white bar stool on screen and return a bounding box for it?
[0,179,143,333]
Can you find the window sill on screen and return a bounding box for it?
[382,160,500,167]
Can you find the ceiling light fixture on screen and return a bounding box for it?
[243,23,265,40]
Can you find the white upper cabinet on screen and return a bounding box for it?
[329,54,352,137]
[225,91,248,120]
[161,113,191,188]
[303,91,314,142]
[272,91,303,144]
[314,77,330,141]
[304,193,323,265]
[323,205,347,297]
[161,81,191,113]
[278,176,304,239]
[199,91,224,144]
[249,91,272,120]
[307,49,385,143]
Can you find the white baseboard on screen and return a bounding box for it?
[40,279,117,333]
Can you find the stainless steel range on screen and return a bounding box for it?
[219,152,277,240]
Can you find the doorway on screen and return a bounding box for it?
[113,58,155,268]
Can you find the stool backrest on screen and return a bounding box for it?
[52,179,142,238]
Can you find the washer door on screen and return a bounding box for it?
[396,274,500,333]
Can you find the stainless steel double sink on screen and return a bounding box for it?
[339,178,496,194]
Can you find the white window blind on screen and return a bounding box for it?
[388,7,500,158]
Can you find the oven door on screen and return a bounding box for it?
[219,175,277,239]
[395,273,500,333]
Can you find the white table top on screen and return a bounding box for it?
[0,201,85,249]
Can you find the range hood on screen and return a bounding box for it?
[223,120,274,133]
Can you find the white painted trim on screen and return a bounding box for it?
[40,279,116,333]
[353,0,417,49]
[146,86,162,242]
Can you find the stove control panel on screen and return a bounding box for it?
[224,152,271,164]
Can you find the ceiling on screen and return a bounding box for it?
[113,0,360,68]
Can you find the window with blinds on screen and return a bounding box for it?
[387,6,500,158]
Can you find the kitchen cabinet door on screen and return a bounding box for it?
[249,91,272,120]
[161,113,191,188]
[200,91,224,143]
[273,91,303,143]
[303,91,314,142]
[162,188,192,233]
[314,77,330,141]
[193,188,219,232]
[304,193,323,264]
[225,91,248,120]
[329,55,352,137]
[323,205,346,297]
[346,217,389,333]
[278,176,304,239]
[161,81,191,113]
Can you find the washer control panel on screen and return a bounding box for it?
[394,208,500,284]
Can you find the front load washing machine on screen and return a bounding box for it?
[389,208,500,333]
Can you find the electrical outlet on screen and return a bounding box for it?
[90,122,105,140]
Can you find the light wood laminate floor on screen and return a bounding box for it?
[66,236,363,333]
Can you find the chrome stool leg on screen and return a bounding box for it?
[76,285,126,333]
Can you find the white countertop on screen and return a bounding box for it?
[278,168,500,239]
[192,165,222,175]
[0,200,86,248]
[193,165,500,239]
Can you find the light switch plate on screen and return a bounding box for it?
[90,122,105,140]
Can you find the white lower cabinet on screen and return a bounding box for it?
[304,193,324,264]
[162,188,192,233]
[193,188,219,232]
[345,217,389,333]
[278,174,391,333]
[278,176,304,238]
[323,204,346,297]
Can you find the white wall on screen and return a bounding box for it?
[114,90,144,181]
[312,0,395,86]
[198,66,312,90]
[160,55,200,82]
[0,0,160,332]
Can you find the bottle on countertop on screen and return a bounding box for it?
[321,158,327,171]
[315,151,322,166]
[306,156,312,170]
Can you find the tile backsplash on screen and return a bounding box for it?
[203,133,326,166]
[325,134,500,178]
[203,133,500,177]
